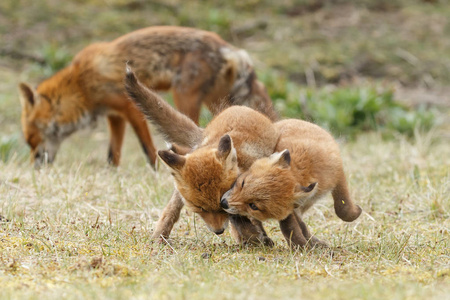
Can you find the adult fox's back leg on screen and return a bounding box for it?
[172,90,202,124]
[170,50,231,123]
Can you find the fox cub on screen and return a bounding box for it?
[125,69,279,245]
[18,26,276,168]
[220,119,362,248]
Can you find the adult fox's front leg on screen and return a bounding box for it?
[122,101,158,167]
[107,115,126,166]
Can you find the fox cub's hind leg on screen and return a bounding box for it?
[332,177,362,222]
[152,189,185,240]
[229,215,274,247]
[107,115,126,166]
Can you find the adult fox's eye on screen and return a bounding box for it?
[241,179,245,188]
[249,203,258,211]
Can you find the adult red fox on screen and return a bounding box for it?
[125,69,279,245]
[18,26,276,168]
[220,119,363,248]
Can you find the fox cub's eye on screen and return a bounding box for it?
[249,203,259,211]
[241,179,245,188]
[301,182,317,193]
[201,207,207,212]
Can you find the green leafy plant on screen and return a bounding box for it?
[0,134,26,162]
[35,44,73,77]
[263,73,436,137]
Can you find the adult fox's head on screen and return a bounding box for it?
[18,69,89,168]
[159,134,239,234]
[220,150,318,221]
[19,82,62,168]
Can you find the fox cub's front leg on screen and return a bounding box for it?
[293,212,329,248]
[152,189,184,240]
[230,215,274,247]
[279,213,309,248]
[153,190,274,246]
[280,213,329,249]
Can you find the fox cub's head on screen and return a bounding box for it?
[220,150,317,221]
[159,135,239,235]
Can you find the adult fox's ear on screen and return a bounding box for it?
[158,150,186,173]
[18,82,35,110]
[216,134,237,169]
[270,149,291,168]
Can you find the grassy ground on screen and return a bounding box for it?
[0,121,449,299]
[1,1,450,299]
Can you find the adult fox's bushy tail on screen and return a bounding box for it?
[125,67,203,148]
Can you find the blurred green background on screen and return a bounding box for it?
[1,0,449,161]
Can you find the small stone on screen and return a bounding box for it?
[201,253,211,259]
[274,257,283,263]
[90,256,103,269]
[258,256,266,262]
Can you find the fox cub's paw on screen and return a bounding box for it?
[243,235,275,248]
[261,236,275,247]
[308,236,330,249]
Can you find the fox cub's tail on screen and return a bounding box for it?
[125,67,203,148]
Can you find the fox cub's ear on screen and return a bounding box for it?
[158,150,186,172]
[270,149,291,168]
[18,82,35,109]
[216,134,237,169]
[217,135,232,159]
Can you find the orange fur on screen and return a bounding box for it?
[125,70,278,244]
[221,119,362,248]
[18,26,276,168]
